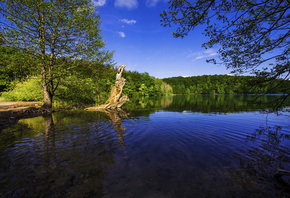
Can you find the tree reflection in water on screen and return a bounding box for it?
[231,123,290,196]
[43,114,57,169]
[39,114,115,197]
[39,110,129,197]
[0,112,123,198]
[99,108,128,148]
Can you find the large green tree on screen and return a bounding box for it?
[161,0,290,101]
[0,0,113,108]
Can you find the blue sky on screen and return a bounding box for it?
[94,0,230,79]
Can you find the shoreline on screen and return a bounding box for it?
[0,106,60,132]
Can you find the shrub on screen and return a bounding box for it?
[2,75,99,104]
[1,76,43,101]
[54,75,96,104]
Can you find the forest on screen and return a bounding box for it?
[0,44,173,106]
[163,75,290,95]
[2,42,289,108]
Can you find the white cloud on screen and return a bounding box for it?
[187,49,218,60]
[118,31,126,37]
[119,19,137,24]
[115,0,138,9]
[146,0,167,7]
[195,53,217,60]
[93,0,106,6]
[146,0,159,7]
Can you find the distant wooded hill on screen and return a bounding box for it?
[163,75,290,95]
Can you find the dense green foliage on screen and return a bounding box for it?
[161,0,290,101]
[123,71,173,97]
[1,76,43,101]
[1,67,173,106]
[163,75,290,95]
[0,42,172,106]
[0,46,39,91]
[0,0,113,108]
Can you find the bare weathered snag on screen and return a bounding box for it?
[86,64,129,111]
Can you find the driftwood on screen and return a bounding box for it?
[86,64,129,111]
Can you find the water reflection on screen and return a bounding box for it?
[0,95,290,197]
[0,112,121,197]
[124,95,290,114]
[43,114,57,169]
[231,124,290,195]
[99,109,128,148]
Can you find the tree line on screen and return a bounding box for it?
[163,75,290,95]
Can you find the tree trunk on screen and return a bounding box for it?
[39,7,53,109]
[42,89,53,109]
[40,47,53,109]
[86,64,129,110]
[95,74,100,103]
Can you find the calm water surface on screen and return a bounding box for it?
[1,95,290,198]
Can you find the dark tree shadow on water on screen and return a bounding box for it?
[230,123,290,197]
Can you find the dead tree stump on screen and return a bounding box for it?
[86,64,129,111]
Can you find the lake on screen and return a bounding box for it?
[1,95,290,198]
